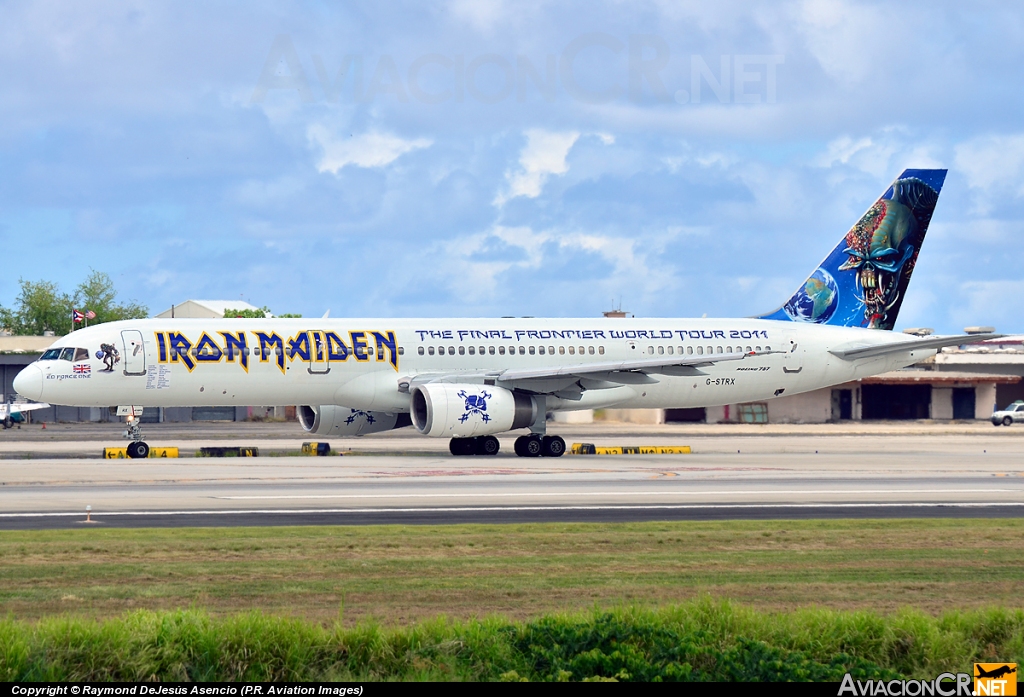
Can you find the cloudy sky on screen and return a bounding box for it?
[2,0,1022,332]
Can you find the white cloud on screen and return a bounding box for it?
[795,0,888,85]
[949,279,1024,330]
[307,126,432,173]
[495,129,580,206]
[815,129,945,180]
[447,0,507,31]
[954,133,1024,213]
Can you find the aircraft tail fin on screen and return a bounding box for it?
[757,169,947,330]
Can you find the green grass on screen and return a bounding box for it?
[2,519,1022,624]
[1,602,1022,681]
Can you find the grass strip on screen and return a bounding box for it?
[2,601,1023,681]
[2,519,1023,624]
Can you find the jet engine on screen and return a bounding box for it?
[410,383,539,438]
[298,405,412,436]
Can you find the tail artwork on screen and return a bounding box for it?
[758,169,947,330]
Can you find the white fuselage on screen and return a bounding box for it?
[14,317,935,424]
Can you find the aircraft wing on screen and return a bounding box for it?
[828,333,1002,361]
[5,402,51,415]
[403,350,778,392]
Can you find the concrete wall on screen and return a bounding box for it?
[552,410,595,424]
[767,388,832,423]
[600,408,665,424]
[931,387,953,420]
[976,383,997,418]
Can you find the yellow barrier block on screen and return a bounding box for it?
[103,447,179,459]
[301,441,332,456]
[570,443,691,455]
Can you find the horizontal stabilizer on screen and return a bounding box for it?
[828,333,1002,361]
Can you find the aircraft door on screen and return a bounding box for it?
[308,330,330,374]
[781,330,803,374]
[121,330,147,376]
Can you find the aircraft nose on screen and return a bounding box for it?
[13,364,43,401]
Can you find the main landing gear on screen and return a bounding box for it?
[448,434,565,457]
[515,434,566,458]
[123,416,150,459]
[449,435,501,456]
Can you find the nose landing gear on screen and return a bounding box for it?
[123,415,150,459]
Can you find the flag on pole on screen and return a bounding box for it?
[85,310,96,320]
[72,310,84,323]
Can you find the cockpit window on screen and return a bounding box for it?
[73,348,90,362]
[59,348,75,361]
[40,348,62,360]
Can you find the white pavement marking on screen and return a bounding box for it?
[213,488,1024,500]
[3,502,1024,518]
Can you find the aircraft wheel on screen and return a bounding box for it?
[126,441,150,459]
[476,435,500,456]
[515,435,543,457]
[2,417,11,429]
[1004,416,1014,427]
[541,435,566,458]
[449,437,475,456]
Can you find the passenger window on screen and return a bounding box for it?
[755,346,762,352]
[667,346,674,355]
[538,346,545,355]
[459,346,465,355]
[489,346,495,355]
[428,347,435,355]
[765,345,771,351]
[398,347,404,356]
[717,346,723,353]
[647,346,654,354]
[578,346,585,355]
[479,346,485,355]
[568,346,575,355]
[468,346,475,355]
[588,346,595,355]
[40,348,61,360]
[519,346,526,355]
[448,346,456,355]
[548,346,554,355]
[745,346,751,353]
[686,346,693,355]
[529,346,536,355]
[418,347,425,355]
[697,346,704,355]
[559,346,565,355]
[658,346,665,355]
[598,346,605,355]
[498,346,505,355]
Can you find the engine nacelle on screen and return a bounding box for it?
[410,383,538,438]
[298,405,412,436]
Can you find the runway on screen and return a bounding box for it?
[2,424,1023,529]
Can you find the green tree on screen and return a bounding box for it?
[223,306,302,318]
[73,270,148,324]
[0,279,72,335]
[0,271,148,335]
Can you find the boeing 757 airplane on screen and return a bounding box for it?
[13,169,994,457]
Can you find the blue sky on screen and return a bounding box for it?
[2,0,1023,332]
